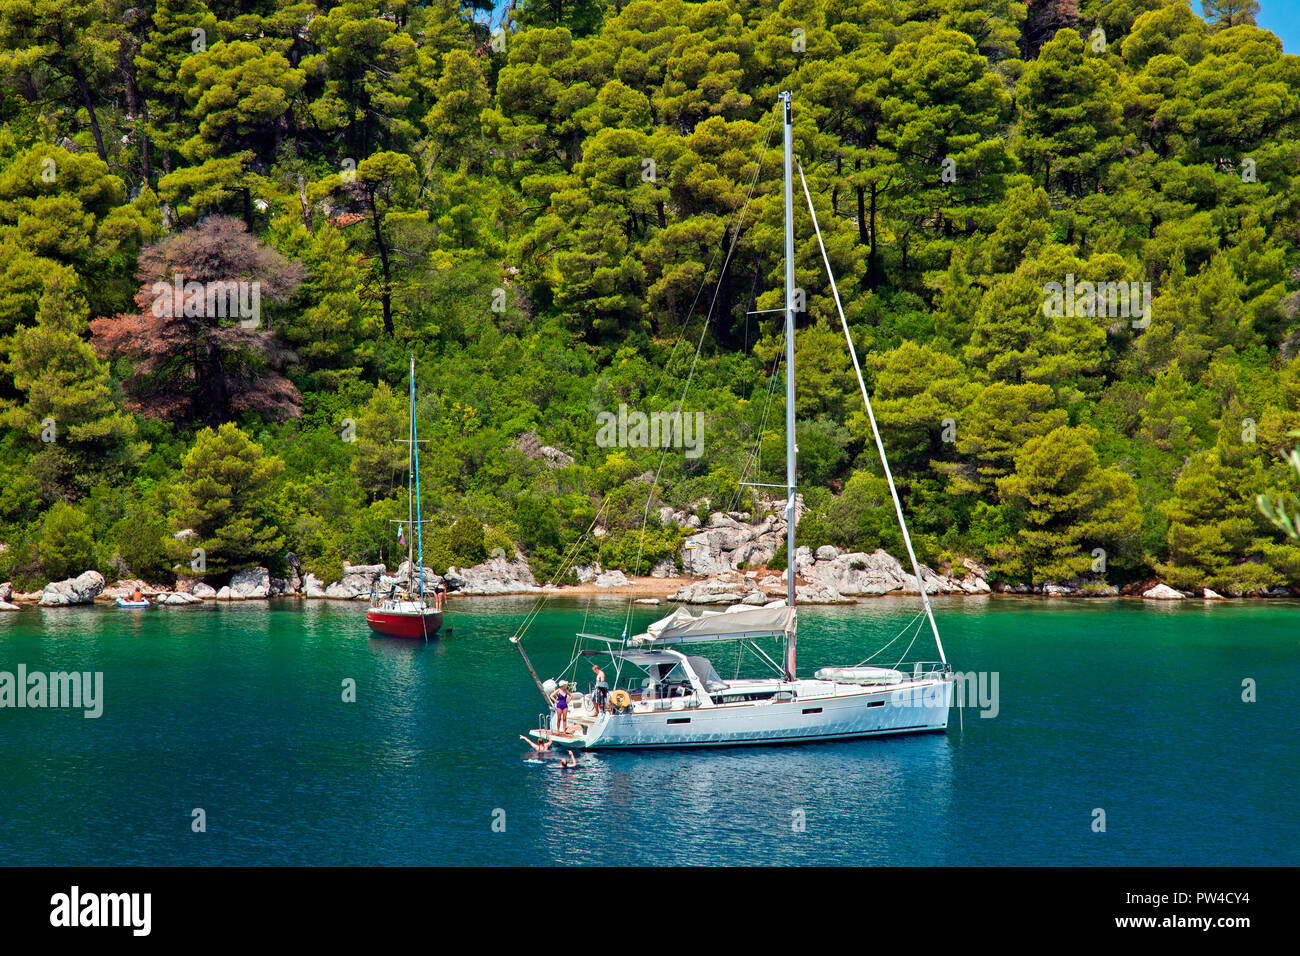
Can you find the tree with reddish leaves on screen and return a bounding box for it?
[91,216,306,427]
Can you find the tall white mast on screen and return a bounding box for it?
[781,90,797,679]
[407,353,416,588]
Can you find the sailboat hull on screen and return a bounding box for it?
[542,678,953,750]
[366,608,443,639]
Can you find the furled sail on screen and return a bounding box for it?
[632,603,795,645]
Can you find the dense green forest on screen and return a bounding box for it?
[1,0,1299,594]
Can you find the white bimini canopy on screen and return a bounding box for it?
[632,602,795,646]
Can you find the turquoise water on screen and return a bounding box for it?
[0,596,1295,866]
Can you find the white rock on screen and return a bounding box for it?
[595,570,629,588]
[0,600,19,612]
[303,574,327,598]
[444,552,540,594]
[228,567,270,599]
[805,550,906,596]
[649,559,676,578]
[340,563,385,592]
[635,598,660,605]
[573,563,601,584]
[38,571,105,606]
[191,582,217,598]
[104,579,156,600]
[1142,583,1185,600]
[815,545,840,562]
[215,586,232,600]
[1203,588,1226,600]
[396,560,444,592]
[325,582,360,600]
[670,571,765,605]
[795,583,848,604]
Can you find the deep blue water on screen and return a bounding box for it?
[0,595,1295,865]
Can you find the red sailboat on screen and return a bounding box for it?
[366,354,444,640]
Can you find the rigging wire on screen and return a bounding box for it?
[643,107,782,409]
[854,607,925,666]
[796,161,948,667]
[617,106,784,644]
[511,105,782,671]
[726,343,783,515]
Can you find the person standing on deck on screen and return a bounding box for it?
[592,664,610,714]
[550,681,572,733]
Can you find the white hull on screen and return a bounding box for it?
[541,678,953,750]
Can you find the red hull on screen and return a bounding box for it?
[366,608,443,639]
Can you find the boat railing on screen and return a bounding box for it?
[895,662,951,682]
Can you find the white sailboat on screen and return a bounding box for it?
[513,92,954,749]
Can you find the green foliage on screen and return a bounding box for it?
[0,0,1297,595]
[993,425,1142,584]
[446,516,488,566]
[1161,424,1300,592]
[168,423,286,574]
[36,501,97,580]
[109,493,173,582]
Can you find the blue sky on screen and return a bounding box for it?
[1233,0,1299,51]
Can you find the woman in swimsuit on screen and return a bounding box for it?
[550,681,571,733]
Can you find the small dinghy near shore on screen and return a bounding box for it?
[115,597,151,609]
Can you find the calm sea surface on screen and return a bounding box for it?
[0,595,1295,866]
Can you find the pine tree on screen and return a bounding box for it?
[1,271,142,499]
[993,425,1141,583]
[168,422,286,574]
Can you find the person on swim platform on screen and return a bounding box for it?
[550,681,572,733]
[592,664,610,714]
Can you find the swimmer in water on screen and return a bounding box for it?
[559,750,578,768]
[520,735,552,754]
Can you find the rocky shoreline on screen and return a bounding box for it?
[1,508,1292,611]
[0,561,1285,612]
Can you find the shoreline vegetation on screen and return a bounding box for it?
[2,2,1300,604]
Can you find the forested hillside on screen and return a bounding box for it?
[1,0,1299,594]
